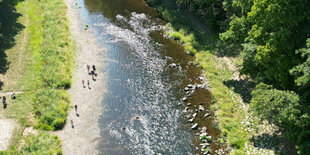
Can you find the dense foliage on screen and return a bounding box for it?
[251,83,305,131]
[220,0,310,153]
[147,0,310,153]
[221,0,310,89]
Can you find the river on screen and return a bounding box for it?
[74,0,225,154]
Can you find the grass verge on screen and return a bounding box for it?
[23,0,74,130]
[196,52,247,152]
[19,132,62,154]
[0,0,74,153]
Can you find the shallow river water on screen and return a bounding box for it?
[74,0,225,154]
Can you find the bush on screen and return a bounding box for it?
[250,83,302,128]
[20,132,62,154]
[33,89,70,131]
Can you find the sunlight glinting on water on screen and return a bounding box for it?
[91,12,192,154]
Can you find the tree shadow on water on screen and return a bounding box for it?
[148,0,244,58]
[251,133,297,154]
[0,0,25,90]
[223,78,255,103]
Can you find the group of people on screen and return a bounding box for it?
[71,64,97,128]
[1,93,16,109]
[81,64,97,89]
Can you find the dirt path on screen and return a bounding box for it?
[0,91,23,97]
[0,119,16,151]
[56,0,106,154]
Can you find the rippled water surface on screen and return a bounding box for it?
[74,0,223,154]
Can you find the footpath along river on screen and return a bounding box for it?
[73,0,227,154]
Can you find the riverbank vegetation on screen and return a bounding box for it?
[24,0,74,130]
[0,0,74,153]
[146,0,310,154]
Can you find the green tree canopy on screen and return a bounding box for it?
[221,0,310,89]
[250,83,303,128]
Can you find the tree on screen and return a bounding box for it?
[221,0,310,89]
[250,83,302,128]
[290,38,310,101]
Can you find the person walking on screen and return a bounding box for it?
[82,80,85,88]
[87,80,90,89]
[2,96,6,109]
[71,120,74,129]
[87,64,90,74]
[91,70,95,80]
[75,105,78,113]
[92,65,96,73]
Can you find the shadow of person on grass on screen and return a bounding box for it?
[0,0,25,90]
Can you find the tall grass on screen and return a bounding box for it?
[19,132,62,154]
[23,0,74,130]
[33,89,70,130]
[196,52,247,150]
[2,132,62,154]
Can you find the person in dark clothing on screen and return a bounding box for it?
[91,70,95,80]
[71,120,74,129]
[75,105,78,113]
[3,96,6,104]
[92,65,96,72]
[3,96,7,109]
[87,80,90,89]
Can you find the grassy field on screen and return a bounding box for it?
[0,0,74,153]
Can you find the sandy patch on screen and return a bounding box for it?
[0,119,16,151]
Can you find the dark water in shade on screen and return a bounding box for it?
[74,0,225,154]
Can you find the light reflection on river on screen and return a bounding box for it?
[74,0,222,154]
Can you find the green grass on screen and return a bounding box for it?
[33,89,70,130]
[0,0,31,92]
[1,92,34,126]
[0,92,34,154]
[196,52,247,151]
[1,0,74,153]
[19,132,62,154]
[22,0,75,130]
[166,24,198,55]
[1,132,62,154]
